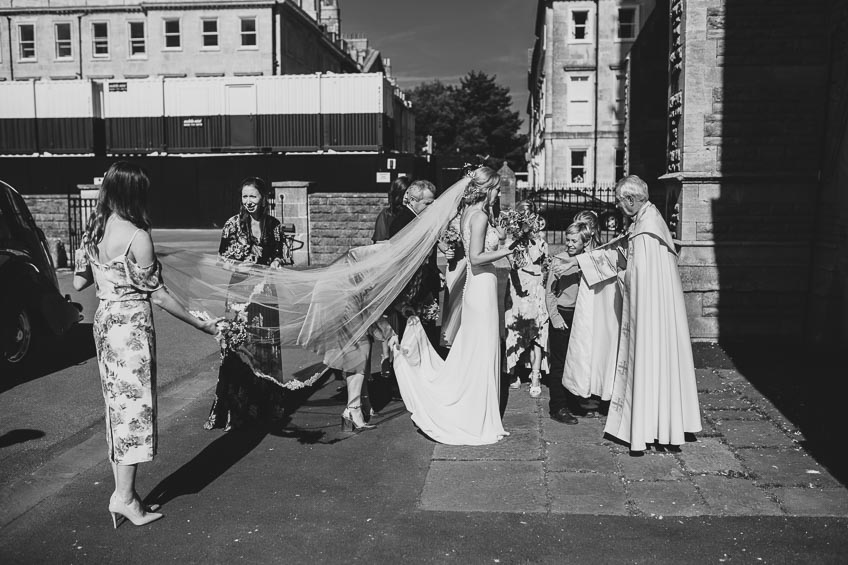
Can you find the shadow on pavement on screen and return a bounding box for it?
[0,428,45,448]
[1,322,95,393]
[145,365,343,507]
[695,341,846,487]
[144,426,267,508]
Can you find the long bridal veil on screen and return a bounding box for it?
[160,177,470,388]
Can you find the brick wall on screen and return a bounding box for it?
[308,193,385,265]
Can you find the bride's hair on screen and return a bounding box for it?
[461,166,500,214]
[83,161,151,251]
[461,167,501,225]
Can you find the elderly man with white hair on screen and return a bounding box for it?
[388,180,443,343]
[558,175,701,453]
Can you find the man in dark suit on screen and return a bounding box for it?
[388,180,443,343]
[388,180,435,237]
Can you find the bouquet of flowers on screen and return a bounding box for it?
[419,298,440,325]
[498,208,546,268]
[439,222,463,271]
[192,305,250,360]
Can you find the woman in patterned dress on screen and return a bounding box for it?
[203,177,291,431]
[74,162,219,528]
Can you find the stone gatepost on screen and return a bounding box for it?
[498,161,516,210]
[272,180,312,266]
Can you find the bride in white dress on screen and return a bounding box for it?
[393,167,516,445]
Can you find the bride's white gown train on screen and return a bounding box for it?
[393,219,508,445]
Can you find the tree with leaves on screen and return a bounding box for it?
[408,71,527,171]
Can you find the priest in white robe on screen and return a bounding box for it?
[564,175,701,452]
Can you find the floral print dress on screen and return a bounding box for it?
[204,214,289,431]
[504,237,550,375]
[75,230,163,465]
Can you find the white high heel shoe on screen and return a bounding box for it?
[109,492,163,529]
[340,405,375,432]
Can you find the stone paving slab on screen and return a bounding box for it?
[716,420,799,449]
[629,480,707,516]
[700,390,752,411]
[416,371,848,517]
[501,409,540,430]
[696,417,723,437]
[432,426,542,461]
[737,448,841,488]
[693,476,783,516]
[617,453,686,481]
[695,369,725,392]
[541,415,607,445]
[771,487,848,517]
[715,368,747,385]
[706,408,764,421]
[546,443,617,474]
[548,473,628,515]
[677,437,744,475]
[419,460,547,513]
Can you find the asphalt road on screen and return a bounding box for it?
[1,366,846,564]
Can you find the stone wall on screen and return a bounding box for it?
[22,194,71,267]
[807,1,848,348]
[657,0,829,340]
[308,193,384,265]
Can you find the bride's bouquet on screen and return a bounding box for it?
[498,208,546,268]
[439,223,463,271]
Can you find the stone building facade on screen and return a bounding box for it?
[527,0,656,187]
[0,0,362,82]
[625,0,848,346]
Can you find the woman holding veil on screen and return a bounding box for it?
[203,177,289,432]
[393,167,514,445]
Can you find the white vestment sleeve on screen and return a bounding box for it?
[575,248,620,287]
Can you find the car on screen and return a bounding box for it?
[1,180,82,374]
[523,187,623,233]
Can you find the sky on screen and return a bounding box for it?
[342,0,538,127]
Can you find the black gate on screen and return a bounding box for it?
[517,183,622,245]
[67,195,97,252]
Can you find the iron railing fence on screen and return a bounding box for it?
[517,183,623,245]
[68,195,98,253]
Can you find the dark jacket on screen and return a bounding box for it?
[389,205,440,319]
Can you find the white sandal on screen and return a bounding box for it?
[509,376,521,390]
[529,371,542,398]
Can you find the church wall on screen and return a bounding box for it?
[658,0,829,341]
[807,1,848,348]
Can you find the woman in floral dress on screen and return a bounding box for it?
[203,177,291,431]
[74,162,218,528]
[504,200,550,398]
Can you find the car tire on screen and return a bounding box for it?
[2,306,37,374]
